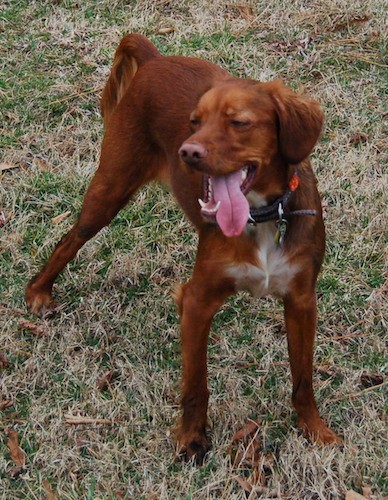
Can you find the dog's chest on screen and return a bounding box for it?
[226,223,298,298]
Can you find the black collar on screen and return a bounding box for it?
[248,172,317,224]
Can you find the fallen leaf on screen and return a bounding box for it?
[235,447,273,473]
[252,466,267,487]
[232,420,261,442]
[350,132,369,145]
[321,198,329,218]
[97,369,119,390]
[52,211,71,225]
[360,371,384,388]
[33,158,52,172]
[227,3,255,22]
[234,360,259,370]
[234,474,278,497]
[1,399,13,410]
[7,428,26,467]
[19,319,46,337]
[158,27,174,34]
[332,15,370,32]
[64,413,113,425]
[0,351,9,368]
[42,479,56,500]
[231,420,264,470]
[7,465,25,479]
[234,475,252,493]
[316,365,342,379]
[345,490,368,500]
[0,162,18,171]
[0,211,6,228]
[259,488,279,498]
[236,4,254,21]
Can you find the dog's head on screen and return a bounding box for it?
[179,79,324,237]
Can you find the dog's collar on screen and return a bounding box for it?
[248,172,317,224]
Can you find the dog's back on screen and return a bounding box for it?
[101,34,228,129]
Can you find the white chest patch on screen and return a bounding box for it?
[226,222,299,298]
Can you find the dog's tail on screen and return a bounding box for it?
[100,34,162,126]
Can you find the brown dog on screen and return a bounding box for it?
[26,33,342,462]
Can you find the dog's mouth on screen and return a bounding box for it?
[198,164,256,237]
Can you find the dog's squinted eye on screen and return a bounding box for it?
[190,114,200,127]
[230,120,251,128]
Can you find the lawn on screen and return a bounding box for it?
[0,0,386,498]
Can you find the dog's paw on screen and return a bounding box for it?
[176,431,211,464]
[298,417,343,446]
[312,426,343,446]
[26,283,55,317]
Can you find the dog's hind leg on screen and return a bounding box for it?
[26,128,161,316]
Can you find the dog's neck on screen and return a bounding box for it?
[247,170,316,227]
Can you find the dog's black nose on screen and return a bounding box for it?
[179,142,208,166]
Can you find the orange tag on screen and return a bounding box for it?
[289,173,300,191]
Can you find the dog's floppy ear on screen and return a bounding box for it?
[265,80,324,164]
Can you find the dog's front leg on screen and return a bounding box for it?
[284,291,342,445]
[174,279,233,463]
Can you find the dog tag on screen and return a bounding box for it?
[274,203,287,245]
[275,219,287,245]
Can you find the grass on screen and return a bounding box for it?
[1,0,387,498]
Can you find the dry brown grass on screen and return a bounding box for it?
[1,0,386,498]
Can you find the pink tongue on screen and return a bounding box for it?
[212,170,249,237]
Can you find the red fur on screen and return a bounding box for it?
[26,34,341,463]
